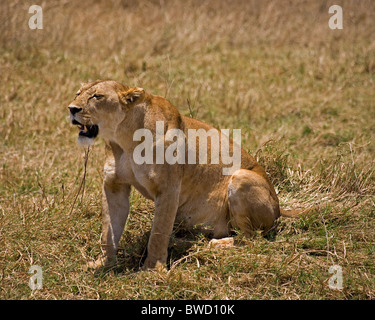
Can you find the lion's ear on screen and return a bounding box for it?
[120,87,145,105]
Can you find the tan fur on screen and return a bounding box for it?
[69,80,285,270]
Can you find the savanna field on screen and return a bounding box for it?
[0,0,374,300]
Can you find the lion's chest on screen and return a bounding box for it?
[115,151,155,200]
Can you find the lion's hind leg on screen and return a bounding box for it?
[227,169,280,237]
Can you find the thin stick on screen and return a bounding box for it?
[68,146,90,215]
[80,147,90,203]
[187,98,193,118]
[319,209,332,266]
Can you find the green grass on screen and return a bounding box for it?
[1,0,375,299]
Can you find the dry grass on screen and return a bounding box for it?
[0,0,374,299]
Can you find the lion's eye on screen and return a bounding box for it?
[88,94,104,101]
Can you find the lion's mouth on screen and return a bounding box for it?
[73,120,99,139]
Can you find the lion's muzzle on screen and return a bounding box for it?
[69,105,99,145]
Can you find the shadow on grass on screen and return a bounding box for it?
[93,227,206,277]
[92,222,280,277]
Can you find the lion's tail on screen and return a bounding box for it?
[280,207,314,218]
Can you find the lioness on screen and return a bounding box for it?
[68,80,292,270]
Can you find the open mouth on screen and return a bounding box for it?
[72,120,99,139]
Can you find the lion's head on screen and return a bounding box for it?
[68,80,145,146]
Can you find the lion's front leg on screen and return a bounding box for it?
[87,167,131,271]
[143,189,180,270]
[101,180,131,261]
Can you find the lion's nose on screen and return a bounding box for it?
[69,106,82,115]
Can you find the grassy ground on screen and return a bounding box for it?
[0,0,374,299]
